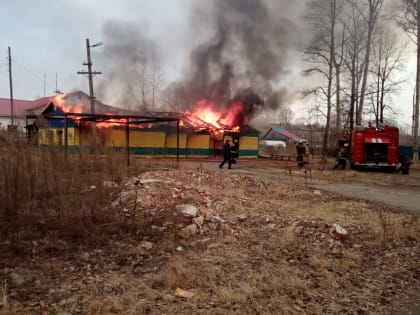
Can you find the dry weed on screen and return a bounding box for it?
[87,297,125,315]
[0,141,418,314]
[0,282,8,315]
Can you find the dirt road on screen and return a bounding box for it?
[184,160,420,215]
[309,180,420,214]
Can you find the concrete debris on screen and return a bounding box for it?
[179,224,198,239]
[192,215,204,227]
[206,213,225,223]
[177,204,199,217]
[330,223,348,239]
[237,214,248,222]
[140,241,153,250]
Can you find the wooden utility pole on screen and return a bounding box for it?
[77,38,102,148]
[414,0,420,161]
[8,46,14,127]
[77,38,102,114]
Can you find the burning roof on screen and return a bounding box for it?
[30,91,256,139]
[41,91,145,116]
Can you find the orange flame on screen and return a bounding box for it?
[96,119,126,128]
[190,100,223,128]
[53,93,84,113]
[219,101,246,127]
[184,99,245,132]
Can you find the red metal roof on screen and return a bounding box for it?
[0,98,35,116]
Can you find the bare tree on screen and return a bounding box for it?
[161,82,189,112]
[149,51,165,111]
[305,0,344,163]
[370,23,407,125]
[333,27,345,133]
[134,55,149,110]
[357,0,385,125]
[128,49,165,112]
[342,2,368,133]
[276,107,295,128]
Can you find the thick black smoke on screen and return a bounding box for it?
[96,1,304,124]
[174,0,301,123]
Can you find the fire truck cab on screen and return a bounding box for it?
[350,124,399,171]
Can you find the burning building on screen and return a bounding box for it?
[27,91,259,159]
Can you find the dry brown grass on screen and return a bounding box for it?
[0,135,177,245]
[0,283,8,315]
[0,135,419,314]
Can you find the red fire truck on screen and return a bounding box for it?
[348,124,399,171]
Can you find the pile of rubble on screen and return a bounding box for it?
[1,169,419,314]
[109,170,239,240]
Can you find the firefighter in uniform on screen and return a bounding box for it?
[231,138,239,164]
[334,143,350,170]
[219,139,232,169]
[296,141,306,168]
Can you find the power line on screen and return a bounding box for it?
[11,57,56,94]
[13,58,45,83]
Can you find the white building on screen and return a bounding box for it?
[0,98,36,132]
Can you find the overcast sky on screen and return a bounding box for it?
[0,0,191,98]
[0,0,416,127]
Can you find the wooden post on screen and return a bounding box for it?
[176,119,180,162]
[126,117,130,166]
[64,114,68,159]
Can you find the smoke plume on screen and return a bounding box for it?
[96,20,162,110]
[97,1,305,125]
[174,0,303,123]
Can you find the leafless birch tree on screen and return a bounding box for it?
[342,2,368,133]
[305,0,344,161]
[369,24,406,125]
[357,0,385,125]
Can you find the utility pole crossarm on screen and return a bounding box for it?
[77,71,102,75]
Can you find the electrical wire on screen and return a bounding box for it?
[11,57,56,94]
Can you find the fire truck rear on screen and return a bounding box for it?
[350,124,399,171]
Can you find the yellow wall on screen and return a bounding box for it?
[39,128,77,146]
[187,134,210,148]
[104,129,126,147]
[79,127,93,146]
[187,134,210,158]
[239,136,259,150]
[239,135,259,158]
[38,124,258,159]
[130,130,166,147]
[103,129,167,148]
[166,133,187,148]
[223,135,233,144]
[166,133,187,157]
